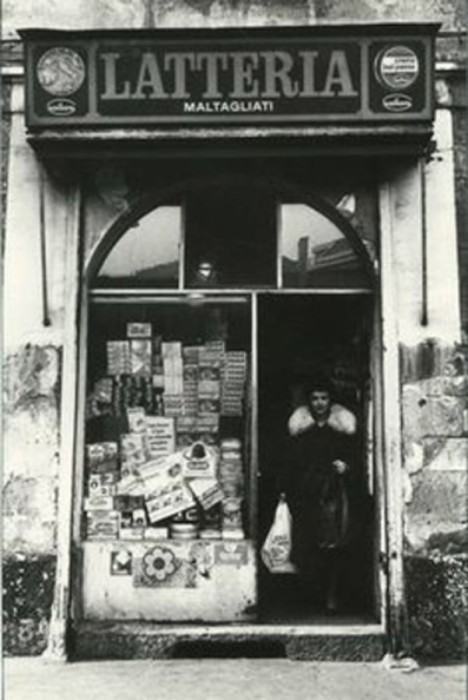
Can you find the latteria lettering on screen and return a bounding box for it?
[99,49,358,101]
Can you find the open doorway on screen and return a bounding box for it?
[258,293,375,623]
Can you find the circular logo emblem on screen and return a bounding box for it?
[375,46,419,90]
[37,47,85,96]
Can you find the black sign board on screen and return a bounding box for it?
[21,25,437,129]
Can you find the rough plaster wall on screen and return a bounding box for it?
[3,84,70,556]
[2,0,465,36]
[2,0,315,37]
[386,107,467,557]
[389,107,466,557]
[314,0,465,31]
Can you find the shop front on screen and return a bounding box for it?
[17,23,441,658]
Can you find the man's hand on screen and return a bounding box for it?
[332,459,348,475]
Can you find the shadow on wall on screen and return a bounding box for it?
[405,554,468,660]
[3,554,57,655]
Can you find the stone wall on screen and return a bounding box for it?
[400,341,468,658]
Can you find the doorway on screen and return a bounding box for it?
[257,293,376,622]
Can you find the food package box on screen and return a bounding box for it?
[183,381,198,397]
[113,494,145,511]
[120,527,145,541]
[132,508,148,527]
[130,340,152,376]
[200,529,222,540]
[198,397,220,415]
[172,505,200,524]
[88,482,116,498]
[222,529,245,541]
[116,474,146,496]
[107,341,131,376]
[183,364,199,382]
[163,359,184,394]
[144,526,169,540]
[86,510,119,539]
[205,340,226,354]
[152,370,165,391]
[199,360,222,382]
[221,401,243,417]
[200,348,225,363]
[126,407,147,434]
[88,473,105,494]
[188,478,224,511]
[198,380,221,398]
[181,442,218,479]
[121,433,147,468]
[84,495,114,511]
[219,461,243,481]
[138,454,194,523]
[198,415,220,430]
[86,442,119,475]
[163,394,185,417]
[118,510,134,530]
[197,417,220,444]
[145,483,195,525]
[162,342,182,359]
[182,346,201,362]
[145,417,175,459]
[221,497,243,530]
[127,322,152,338]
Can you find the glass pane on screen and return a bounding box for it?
[96,206,181,288]
[185,188,276,288]
[281,204,370,288]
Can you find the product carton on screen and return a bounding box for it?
[188,478,224,511]
[127,322,152,338]
[130,340,152,376]
[107,341,131,376]
[181,442,218,479]
[126,407,147,434]
[120,433,147,467]
[84,495,114,511]
[141,456,195,523]
[221,496,243,530]
[86,510,119,539]
[86,442,119,475]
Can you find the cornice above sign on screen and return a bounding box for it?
[20,25,438,131]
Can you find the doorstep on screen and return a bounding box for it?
[71,620,387,661]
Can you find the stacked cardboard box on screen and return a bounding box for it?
[85,441,120,539]
[219,438,245,539]
[107,341,132,376]
[221,351,247,416]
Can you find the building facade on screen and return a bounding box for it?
[2,0,467,660]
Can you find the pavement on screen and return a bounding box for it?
[3,657,466,700]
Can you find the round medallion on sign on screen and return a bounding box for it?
[375,45,419,90]
[37,47,85,96]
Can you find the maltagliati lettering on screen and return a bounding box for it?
[183,100,275,114]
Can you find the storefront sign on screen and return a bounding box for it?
[21,26,436,128]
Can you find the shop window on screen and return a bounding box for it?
[280,204,370,288]
[96,206,181,288]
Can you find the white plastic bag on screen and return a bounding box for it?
[261,494,297,574]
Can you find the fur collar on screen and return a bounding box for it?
[288,404,357,436]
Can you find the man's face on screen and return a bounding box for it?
[309,390,331,419]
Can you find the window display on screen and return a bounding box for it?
[84,303,251,549]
